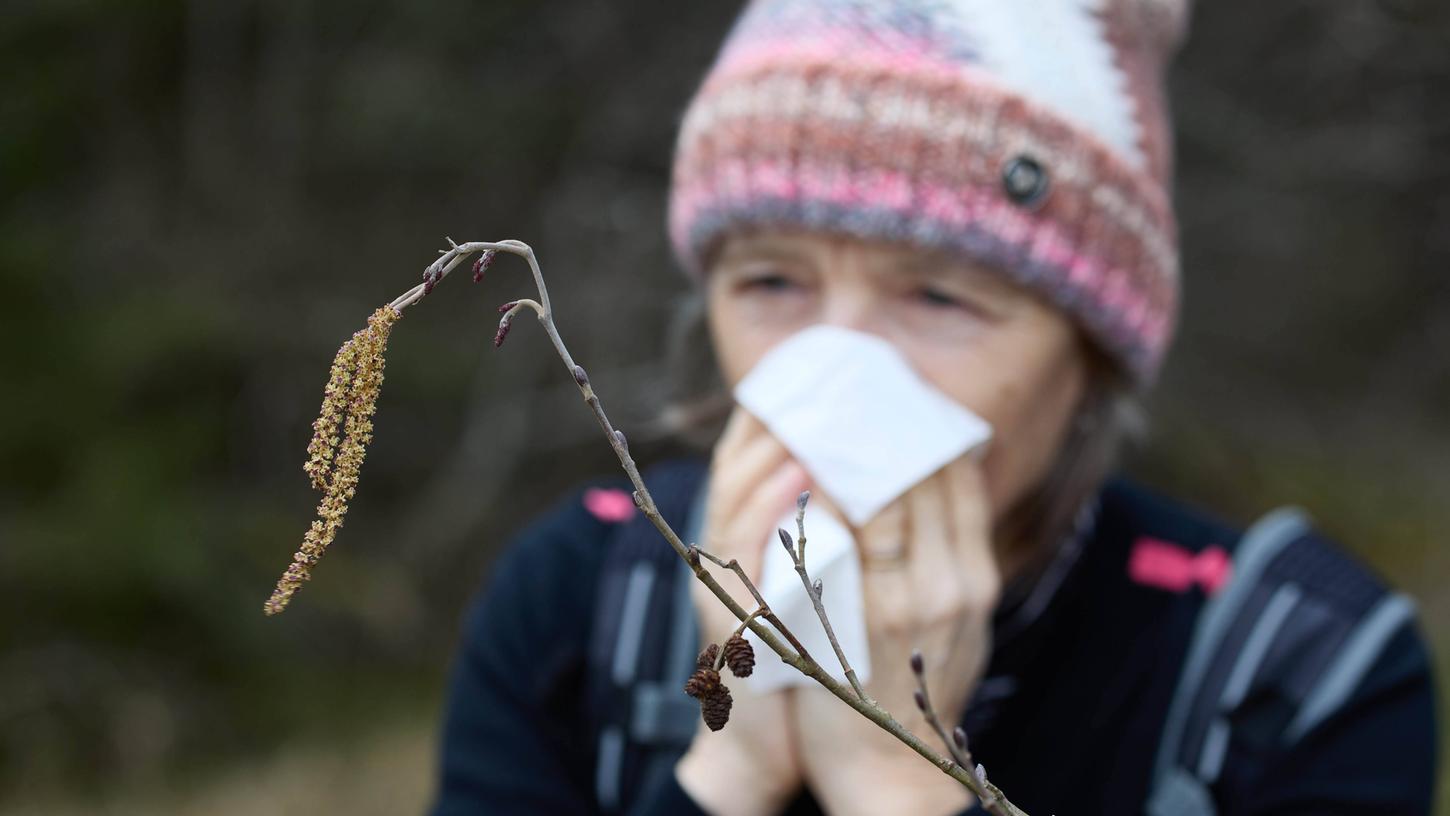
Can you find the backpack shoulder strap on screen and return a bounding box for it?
[585,460,707,813]
[1147,507,1415,816]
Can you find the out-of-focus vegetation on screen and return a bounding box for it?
[2,0,1446,812]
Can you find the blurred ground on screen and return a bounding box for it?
[1,714,433,816]
[2,0,1447,812]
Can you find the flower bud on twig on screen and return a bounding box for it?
[953,727,970,752]
[493,313,514,348]
[813,578,823,598]
[797,490,811,511]
[777,527,794,554]
[613,429,628,452]
[910,649,925,676]
[914,689,928,712]
[472,249,497,283]
[573,365,589,387]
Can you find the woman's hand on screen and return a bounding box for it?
[676,408,812,815]
[795,457,1001,816]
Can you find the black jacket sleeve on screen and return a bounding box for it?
[1242,621,1438,815]
[430,491,609,816]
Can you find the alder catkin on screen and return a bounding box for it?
[266,305,400,615]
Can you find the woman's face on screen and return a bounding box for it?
[706,229,1087,550]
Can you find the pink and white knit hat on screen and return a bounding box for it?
[668,0,1190,384]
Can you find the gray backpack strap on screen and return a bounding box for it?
[1148,507,1415,816]
[1148,506,1310,816]
[588,467,708,813]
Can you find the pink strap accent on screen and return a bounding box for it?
[1128,536,1233,595]
[583,488,637,523]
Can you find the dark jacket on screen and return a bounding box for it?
[431,459,1437,815]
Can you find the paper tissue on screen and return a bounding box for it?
[733,325,993,692]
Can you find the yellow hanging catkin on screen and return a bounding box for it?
[266,305,400,615]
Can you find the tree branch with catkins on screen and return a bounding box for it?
[266,238,1030,815]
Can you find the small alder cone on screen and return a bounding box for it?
[684,644,733,731]
[722,633,755,677]
[700,684,733,732]
[683,665,722,700]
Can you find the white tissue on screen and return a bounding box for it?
[733,325,993,692]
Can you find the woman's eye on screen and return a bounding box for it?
[917,287,962,309]
[742,273,798,292]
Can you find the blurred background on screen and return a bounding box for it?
[3,0,1447,813]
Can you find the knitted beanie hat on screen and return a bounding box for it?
[668,0,1190,384]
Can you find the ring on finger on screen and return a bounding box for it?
[863,541,909,569]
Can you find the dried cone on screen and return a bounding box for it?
[683,666,721,699]
[700,684,733,731]
[684,644,721,699]
[684,644,734,730]
[722,633,755,678]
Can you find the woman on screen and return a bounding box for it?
[433,2,1437,814]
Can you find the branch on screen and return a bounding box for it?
[322,238,1031,812]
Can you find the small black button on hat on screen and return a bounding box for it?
[1002,155,1051,209]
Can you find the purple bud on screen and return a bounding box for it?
[910,650,924,675]
[472,249,497,283]
[493,314,513,348]
[613,429,628,451]
[953,727,969,752]
[797,490,811,511]
[573,365,589,387]
[974,764,988,785]
[498,300,518,313]
[913,689,928,712]
[777,528,793,553]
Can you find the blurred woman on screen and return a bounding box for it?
[432,2,1437,814]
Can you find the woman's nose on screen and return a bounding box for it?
[817,283,885,336]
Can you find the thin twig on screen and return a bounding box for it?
[693,546,813,661]
[910,651,1021,816]
[732,607,768,638]
[779,518,869,701]
[785,492,869,701]
[382,238,1030,813]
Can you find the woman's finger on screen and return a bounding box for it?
[858,499,913,635]
[706,431,791,547]
[908,472,962,622]
[943,457,1001,603]
[712,405,764,470]
[728,459,811,582]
